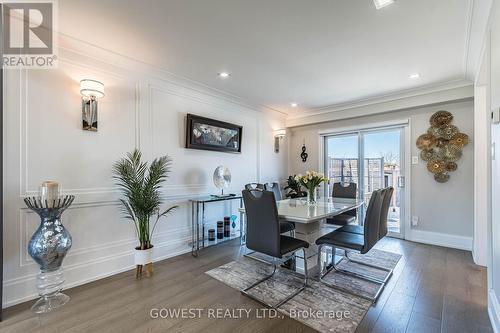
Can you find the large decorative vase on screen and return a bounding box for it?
[24,195,74,313]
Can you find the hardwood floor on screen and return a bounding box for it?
[0,238,492,333]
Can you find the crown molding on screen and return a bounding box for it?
[465,0,493,80]
[57,33,287,118]
[286,81,474,128]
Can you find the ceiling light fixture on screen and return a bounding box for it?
[373,0,395,9]
[218,72,231,78]
[291,103,298,107]
[409,73,420,79]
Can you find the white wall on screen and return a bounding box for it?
[487,0,500,330]
[288,100,474,249]
[2,39,287,307]
[473,47,491,268]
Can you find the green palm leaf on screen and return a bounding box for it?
[113,149,176,250]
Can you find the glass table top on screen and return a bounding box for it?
[238,197,363,223]
[190,194,242,203]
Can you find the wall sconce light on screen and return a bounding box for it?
[274,129,286,153]
[80,79,105,131]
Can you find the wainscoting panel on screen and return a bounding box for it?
[2,40,287,307]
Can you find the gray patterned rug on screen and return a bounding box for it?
[206,249,402,333]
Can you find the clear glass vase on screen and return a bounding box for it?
[306,187,317,205]
[32,268,70,313]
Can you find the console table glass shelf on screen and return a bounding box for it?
[190,195,243,256]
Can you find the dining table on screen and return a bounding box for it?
[239,197,364,276]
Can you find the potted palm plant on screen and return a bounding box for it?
[113,149,177,276]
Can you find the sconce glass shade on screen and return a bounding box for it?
[274,129,286,138]
[80,79,105,98]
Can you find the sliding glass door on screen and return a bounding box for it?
[324,126,406,238]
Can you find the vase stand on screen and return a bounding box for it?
[136,263,153,278]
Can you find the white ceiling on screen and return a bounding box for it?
[59,0,473,115]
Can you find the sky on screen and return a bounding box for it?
[327,130,400,162]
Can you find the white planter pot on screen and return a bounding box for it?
[134,247,153,265]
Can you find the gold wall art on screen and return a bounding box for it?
[416,111,469,183]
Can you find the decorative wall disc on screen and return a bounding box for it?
[437,125,459,140]
[439,144,462,162]
[427,159,445,174]
[420,149,436,162]
[416,134,437,150]
[449,133,469,148]
[445,162,458,172]
[417,111,468,183]
[427,126,441,137]
[435,138,449,148]
[434,172,450,183]
[430,111,453,127]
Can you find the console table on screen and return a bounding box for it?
[190,195,243,256]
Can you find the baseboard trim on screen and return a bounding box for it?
[489,289,500,333]
[406,229,473,251]
[3,243,191,308]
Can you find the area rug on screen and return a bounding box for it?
[205,249,401,333]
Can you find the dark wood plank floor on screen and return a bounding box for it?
[0,238,492,333]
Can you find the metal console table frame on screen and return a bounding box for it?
[190,195,243,256]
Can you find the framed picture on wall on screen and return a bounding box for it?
[185,114,243,153]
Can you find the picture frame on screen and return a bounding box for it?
[185,114,243,153]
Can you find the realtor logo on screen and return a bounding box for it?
[2,1,58,68]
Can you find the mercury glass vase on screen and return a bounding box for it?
[306,187,317,205]
[24,195,75,313]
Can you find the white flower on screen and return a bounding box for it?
[303,178,308,184]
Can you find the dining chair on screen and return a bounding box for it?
[338,187,394,239]
[245,183,264,190]
[326,182,358,225]
[337,187,395,282]
[316,189,385,302]
[241,189,310,308]
[264,182,295,234]
[264,182,282,201]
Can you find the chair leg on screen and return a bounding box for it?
[317,245,385,303]
[241,248,308,308]
[274,248,308,308]
[333,256,385,284]
[243,246,274,265]
[343,250,393,283]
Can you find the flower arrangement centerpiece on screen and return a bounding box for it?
[295,171,328,204]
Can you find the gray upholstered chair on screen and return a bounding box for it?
[335,187,395,282]
[241,189,309,308]
[245,183,264,190]
[316,189,385,302]
[264,182,295,234]
[264,182,282,201]
[338,187,394,239]
[326,182,358,225]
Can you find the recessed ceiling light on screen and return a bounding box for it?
[409,73,420,79]
[373,0,395,9]
[218,72,231,78]
[291,103,298,107]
